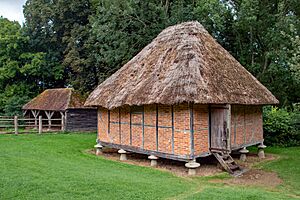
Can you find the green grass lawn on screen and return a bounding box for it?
[0,133,299,200]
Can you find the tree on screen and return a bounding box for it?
[228,0,300,107]
[21,0,300,106]
[23,0,93,89]
[87,0,168,86]
[0,17,61,115]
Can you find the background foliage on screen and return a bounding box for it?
[0,0,299,144]
[263,105,300,146]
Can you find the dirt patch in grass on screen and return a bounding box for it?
[210,169,282,188]
[87,148,222,176]
[87,148,281,187]
[209,153,282,188]
[232,152,279,168]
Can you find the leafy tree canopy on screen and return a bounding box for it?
[1,0,299,115]
[0,17,62,115]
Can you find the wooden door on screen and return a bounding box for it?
[210,106,230,151]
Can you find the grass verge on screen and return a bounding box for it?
[0,133,299,199]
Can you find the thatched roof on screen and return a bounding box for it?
[22,88,87,111]
[85,21,278,109]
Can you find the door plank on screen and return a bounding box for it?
[210,107,229,150]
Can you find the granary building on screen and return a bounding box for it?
[85,21,278,175]
[23,88,97,132]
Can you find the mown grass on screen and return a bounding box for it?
[0,133,299,199]
[261,147,300,197]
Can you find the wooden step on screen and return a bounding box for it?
[225,159,234,164]
[229,164,239,170]
[211,150,246,176]
[232,168,249,177]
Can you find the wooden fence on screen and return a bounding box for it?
[0,115,65,134]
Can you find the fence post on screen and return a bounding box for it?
[14,116,18,135]
[39,116,42,134]
[34,117,37,129]
[61,114,65,131]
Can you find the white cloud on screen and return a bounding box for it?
[0,0,27,24]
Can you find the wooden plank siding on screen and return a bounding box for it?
[65,109,97,131]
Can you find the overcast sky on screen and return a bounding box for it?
[0,0,27,24]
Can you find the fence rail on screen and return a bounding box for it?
[0,115,65,134]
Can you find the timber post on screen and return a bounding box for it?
[14,116,18,135]
[61,116,65,131]
[38,116,42,134]
[60,112,65,131]
[31,110,40,129]
[35,115,37,129]
[45,111,54,130]
[227,104,231,151]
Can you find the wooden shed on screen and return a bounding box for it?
[23,88,97,132]
[85,22,278,174]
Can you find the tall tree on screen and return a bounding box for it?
[87,0,168,85]
[229,0,300,107]
[21,0,299,107]
[23,0,93,89]
[0,17,59,115]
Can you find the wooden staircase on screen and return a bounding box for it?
[211,149,246,176]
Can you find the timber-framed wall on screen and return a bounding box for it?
[97,104,264,161]
[230,105,263,150]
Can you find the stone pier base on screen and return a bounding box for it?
[185,160,200,176]
[258,143,267,159]
[239,147,249,162]
[94,144,103,156]
[118,149,127,161]
[148,155,158,167]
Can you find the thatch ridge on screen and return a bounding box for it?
[85,21,278,109]
[22,88,87,111]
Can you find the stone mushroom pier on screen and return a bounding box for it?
[94,143,103,156]
[148,155,158,167]
[118,149,127,161]
[258,143,267,159]
[185,160,200,176]
[239,147,249,162]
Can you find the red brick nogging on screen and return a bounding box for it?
[97,104,264,159]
